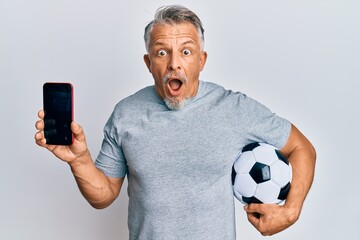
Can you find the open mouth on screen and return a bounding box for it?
[167,78,184,96]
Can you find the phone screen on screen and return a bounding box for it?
[43,83,73,145]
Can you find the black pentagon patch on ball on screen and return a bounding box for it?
[275,150,289,165]
[278,182,291,200]
[249,162,271,183]
[231,165,236,185]
[242,142,260,152]
[242,196,263,204]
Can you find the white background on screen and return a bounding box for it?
[1,0,359,239]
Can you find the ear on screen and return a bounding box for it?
[199,51,208,72]
[143,54,151,73]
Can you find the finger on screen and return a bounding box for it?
[34,131,43,141]
[244,203,264,214]
[35,119,44,130]
[35,138,46,147]
[245,205,262,221]
[38,109,44,118]
[71,122,86,142]
[246,212,261,229]
[35,131,47,147]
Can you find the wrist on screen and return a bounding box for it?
[283,201,301,224]
[68,150,92,170]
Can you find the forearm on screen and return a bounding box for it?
[285,138,316,219]
[68,151,118,209]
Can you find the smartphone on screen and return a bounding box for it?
[43,82,74,145]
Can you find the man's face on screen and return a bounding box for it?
[144,23,207,110]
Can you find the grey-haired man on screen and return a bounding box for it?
[35,5,316,239]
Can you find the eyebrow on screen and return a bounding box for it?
[181,40,196,46]
[152,39,196,49]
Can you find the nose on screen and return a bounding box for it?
[167,53,181,71]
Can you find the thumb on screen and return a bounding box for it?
[71,122,86,142]
[244,204,264,219]
[244,203,263,213]
[244,204,262,229]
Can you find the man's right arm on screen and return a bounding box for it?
[68,153,124,209]
[35,110,123,209]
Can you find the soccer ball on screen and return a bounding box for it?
[232,142,292,204]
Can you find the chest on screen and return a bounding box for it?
[121,108,241,186]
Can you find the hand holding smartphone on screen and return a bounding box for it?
[43,82,74,145]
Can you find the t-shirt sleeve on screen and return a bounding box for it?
[95,111,128,178]
[238,93,291,150]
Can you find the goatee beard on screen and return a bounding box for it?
[162,71,189,110]
[164,96,189,111]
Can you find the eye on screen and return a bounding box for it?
[183,49,191,56]
[157,50,167,56]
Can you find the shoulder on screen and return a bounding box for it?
[101,86,161,131]
[200,81,249,106]
[112,85,160,115]
[118,85,157,106]
[201,81,227,94]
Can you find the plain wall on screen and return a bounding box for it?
[1,0,359,239]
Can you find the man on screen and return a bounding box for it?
[35,5,316,239]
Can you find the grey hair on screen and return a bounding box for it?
[144,5,205,52]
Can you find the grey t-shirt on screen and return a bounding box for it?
[95,81,291,240]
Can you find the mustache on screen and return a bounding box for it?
[162,71,188,85]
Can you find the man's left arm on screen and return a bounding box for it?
[244,124,316,236]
